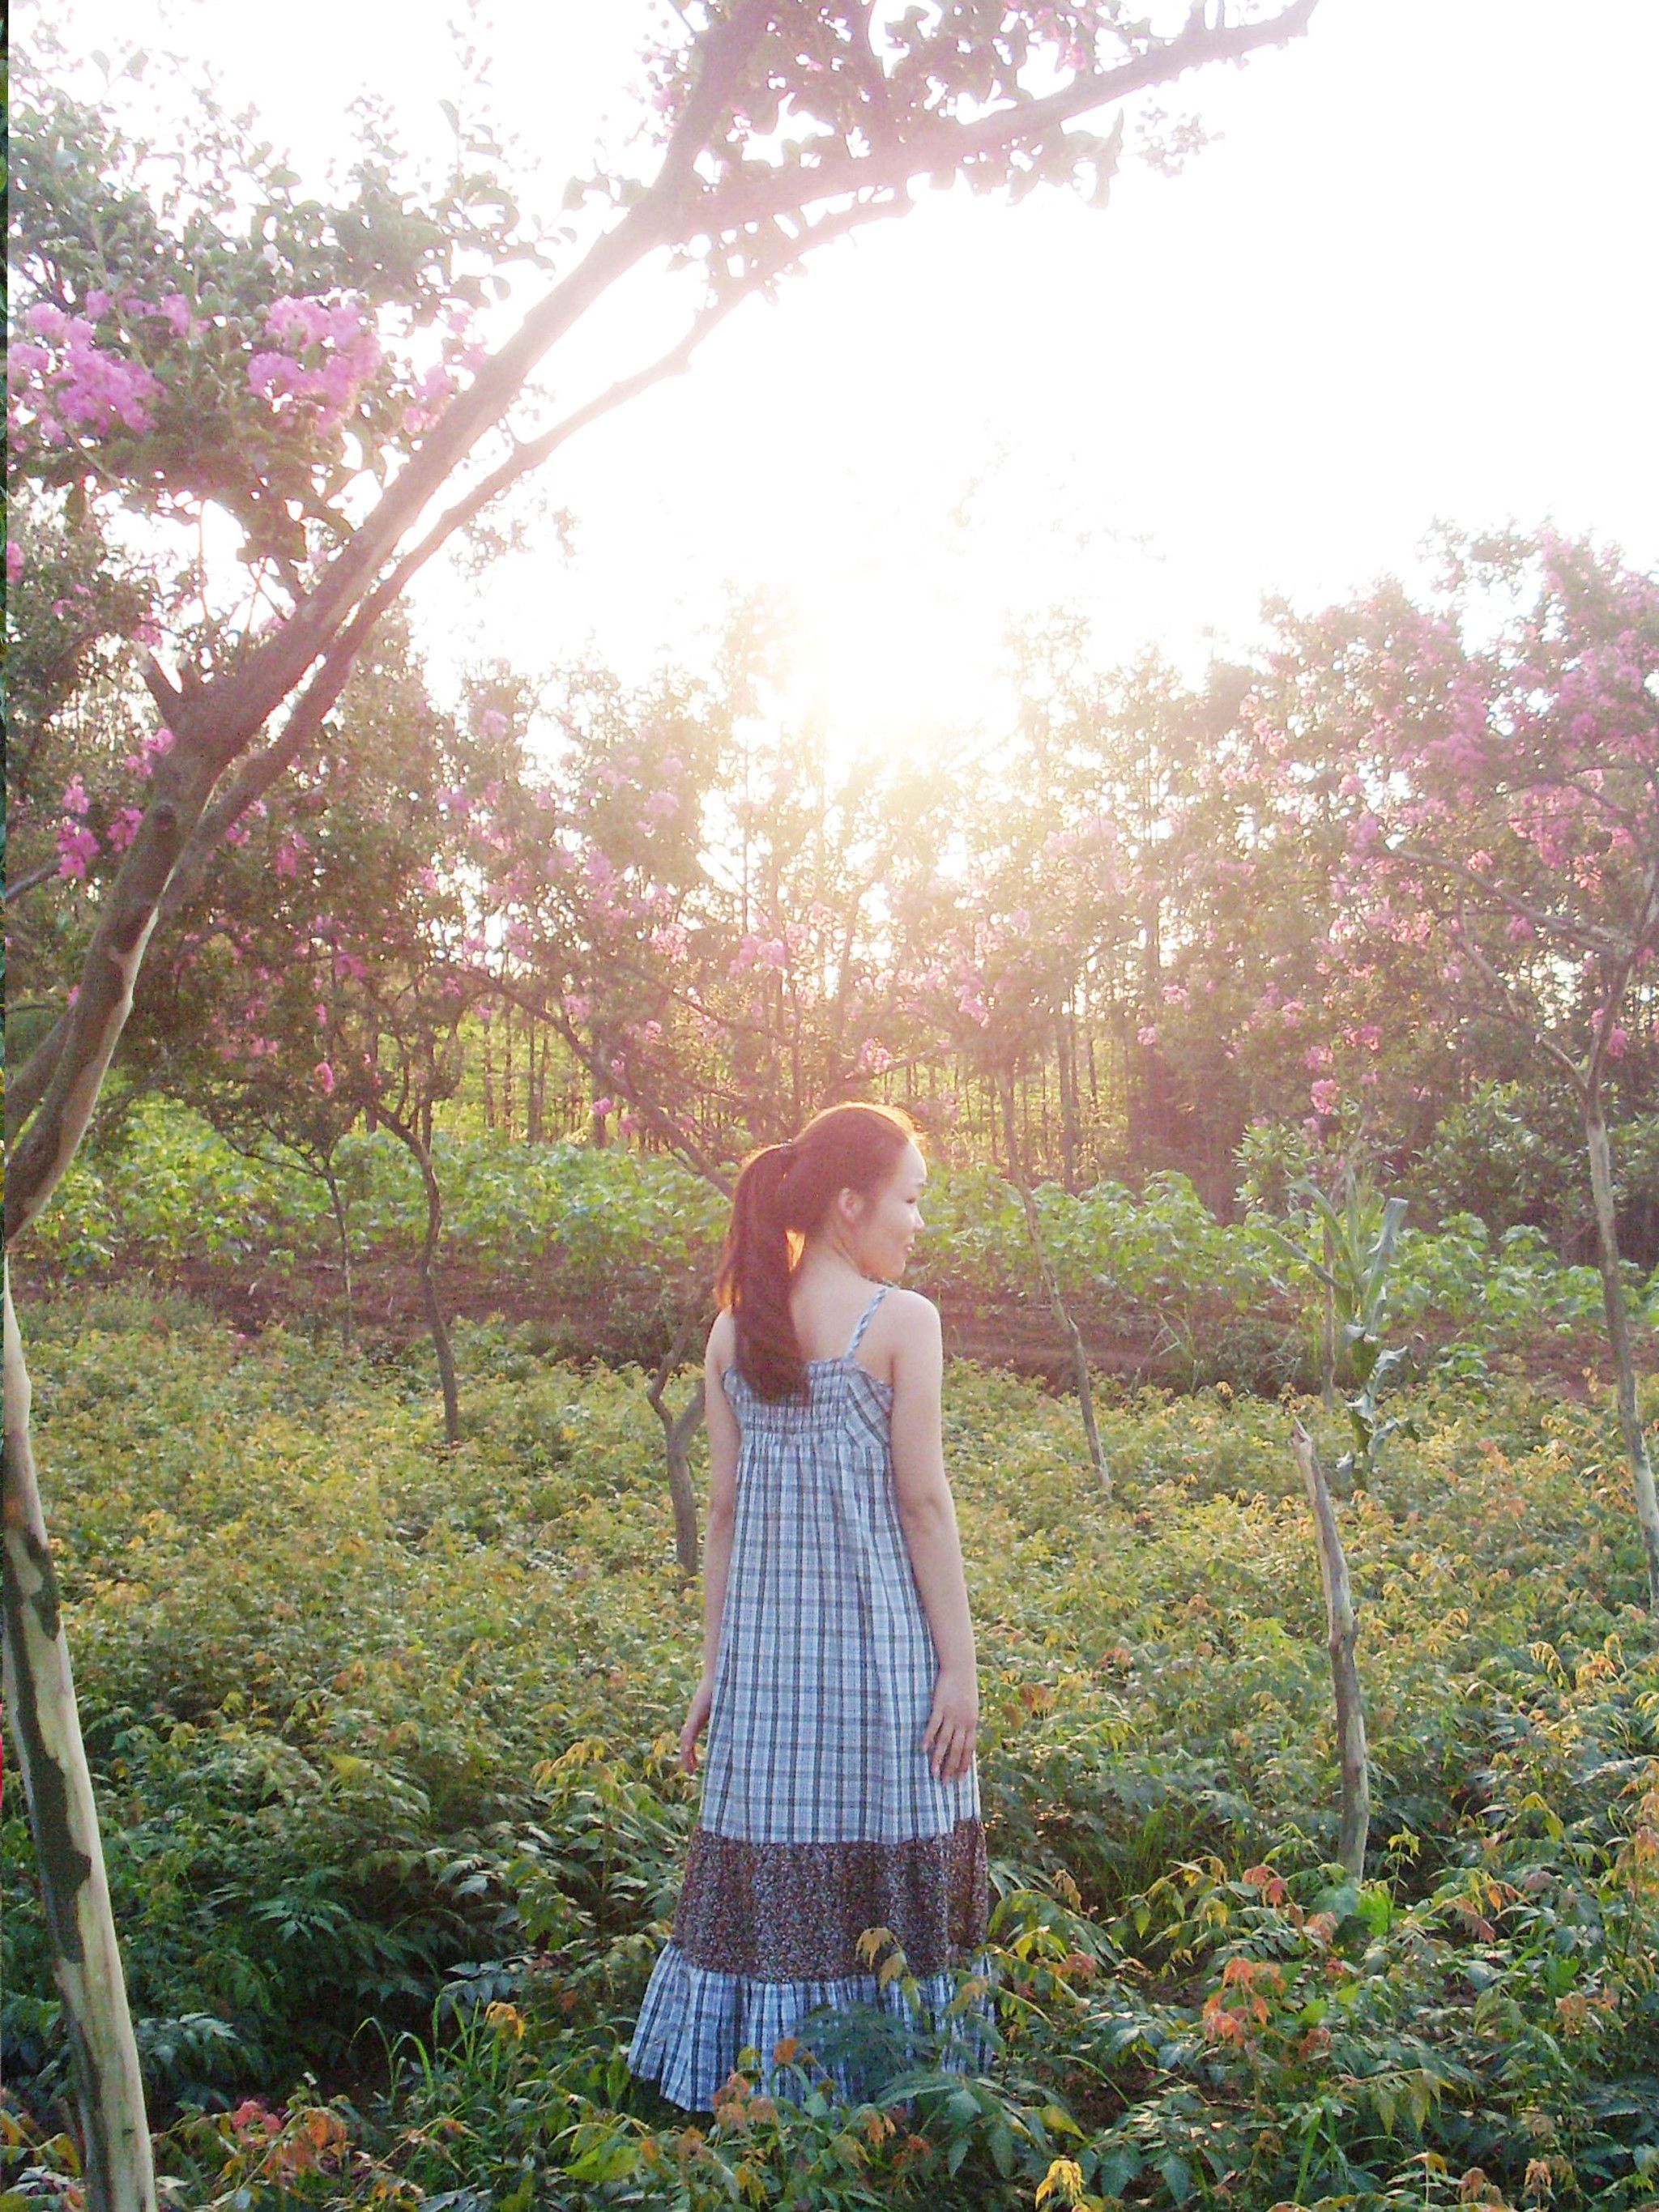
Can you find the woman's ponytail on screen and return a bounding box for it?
[715,1103,919,1403]
[715,1143,800,1400]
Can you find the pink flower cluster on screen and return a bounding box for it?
[401,364,455,437]
[13,301,164,444]
[731,933,789,975]
[247,296,384,432]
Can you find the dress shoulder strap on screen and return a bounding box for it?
[845,1282,891,1359]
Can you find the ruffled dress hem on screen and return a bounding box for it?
[627,1937,996,2112]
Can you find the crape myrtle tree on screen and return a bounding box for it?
[1347,529,1659,1608]
[467,609,974,1175]
[892,745,1125,1486]
[1225,530,1659,1602]
[4,5,1320,2200]
[118,615,490,1394]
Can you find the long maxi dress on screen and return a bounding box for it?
[627,1283,992,2110]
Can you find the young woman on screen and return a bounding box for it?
[628,1102,992,2110]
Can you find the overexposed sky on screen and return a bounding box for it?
[28,0,1659,755]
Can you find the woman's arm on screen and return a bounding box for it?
[889,1294,978,1784]
[680,1312,740,1774]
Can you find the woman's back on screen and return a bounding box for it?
[701,1285,970,1847]
[628,1108,991,2111]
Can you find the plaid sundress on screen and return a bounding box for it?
[628,1284,992,2110]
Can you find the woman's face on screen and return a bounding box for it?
[847,1140,928,1279]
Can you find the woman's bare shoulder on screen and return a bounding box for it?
[876,1286,940,1346]
[706,1308,737,1370]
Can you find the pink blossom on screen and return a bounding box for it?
[25,302,68,339]
[314,1061,337,1096]
[107,806,144,853]
[477,706,509,740]
[565,994,593,1022]
[857,1038,893,1073]
[61,774,91,817]
[266,295,334,349]
[248,350,301,400]
[1605,1024,1630,1059]
[84,289,112,322]
[333,951,369,983]
[57,821,101,877]
[1310,1078,1340,1115]
[592,1094,615,1118]
[1137,1024,1159,1047]
[6,542,23,585]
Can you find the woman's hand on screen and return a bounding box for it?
[923,1665,979,1786]
[679,1671,716,1775]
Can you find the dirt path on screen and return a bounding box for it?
[18,1243,1641,1401]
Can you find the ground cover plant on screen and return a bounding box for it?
[27,1101,1657,1384]
[4,1291,1657,2210]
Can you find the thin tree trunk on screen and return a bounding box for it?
[1584,1090,1659,1609]
[646,1313,707,1575]
[997,1071,1110,1493]
[1057,1004,1081,1193]
[1291,1419,1369,1878]
[527,1022,544,1145]
[3,1267,158,2212]
[322,1163,355,1349]
[1320,1217,1338,1413]
[389,1122,459,1447]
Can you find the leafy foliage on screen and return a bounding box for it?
[5,1294,1658,2208]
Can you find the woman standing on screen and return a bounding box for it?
[628,1102,992,2110]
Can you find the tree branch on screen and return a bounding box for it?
[678,0,1318,241]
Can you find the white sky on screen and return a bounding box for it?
[27,0,1659,758]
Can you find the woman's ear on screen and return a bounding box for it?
[834,1183,867,1228]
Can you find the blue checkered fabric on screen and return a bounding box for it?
[628,1285,994,2110]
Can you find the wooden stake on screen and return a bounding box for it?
[1291,1419,1369,1878]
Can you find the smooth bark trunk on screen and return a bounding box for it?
[647,1315,707,1575]
[1291,1419,1370,1878]
[1584,1093,1659,1609]
[3,1268,157,2211]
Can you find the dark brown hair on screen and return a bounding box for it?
[715,1102,921,1402]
